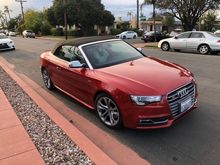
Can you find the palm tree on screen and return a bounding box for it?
[127,11,133,22]
[143,0,156,41]
[0,11,6,28]
[118,17,122,22]
[4,6,11,20]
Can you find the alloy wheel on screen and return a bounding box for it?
[161,42,170,51]
[42,69,54,90]
[96,96,121,127]
[199,45,209,54]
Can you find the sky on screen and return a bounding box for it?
[0,0,153,20]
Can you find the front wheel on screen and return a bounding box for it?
[133,35,136,39]
[161,42,170,51]
[96,94,122,129]
[42,68,55,90]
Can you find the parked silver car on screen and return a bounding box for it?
[22,30,35,38]
[158,31,220,54]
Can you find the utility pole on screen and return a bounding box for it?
[63,0,68,40]
[15,0,27,23]
[152,0,156,42]
[137,0,139,32]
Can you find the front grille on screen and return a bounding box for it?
[0,43,9,49]
[167,82,195,119]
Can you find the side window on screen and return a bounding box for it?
[177,33,191,39]
[190,33,205,38]
[54,45,84,62]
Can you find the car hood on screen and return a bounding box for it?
[96,57,193,95]
[0,38,12,43]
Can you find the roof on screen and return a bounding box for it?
[52,36,115,54]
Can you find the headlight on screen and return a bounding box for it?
[9,41,13,44]
[130,95,162,106]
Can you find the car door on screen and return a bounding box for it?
[171,32,191,49]
[48,45,77,93]
[187,32,205,50]
[57,46,95,105]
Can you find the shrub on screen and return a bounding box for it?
[50,28,64,36]
[67,29,83,37]
[110,28,122,35]
[41,22,52,35]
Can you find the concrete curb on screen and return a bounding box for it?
[0,58,117,165]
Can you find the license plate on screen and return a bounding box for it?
[180,98,192,113]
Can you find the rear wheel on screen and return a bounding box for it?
[123,35,126,39]
[161,42,170,51]
[198,44,210,55]
[95,93,122,129]
[42,68,54,90]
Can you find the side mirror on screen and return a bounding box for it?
[69,60,85,68]
[137,48,143,52]
[174,36,178,39]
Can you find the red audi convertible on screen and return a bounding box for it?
[40,37,198,129]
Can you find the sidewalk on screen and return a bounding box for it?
[0,89,45,165]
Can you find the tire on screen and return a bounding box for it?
[133,35,136,39]
[42,68,55,90]
[198,44,210,55]
[161,42,170,51]
[123,35,126,39]
[95,93,122,129]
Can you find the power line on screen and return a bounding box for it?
[15,0,27,23]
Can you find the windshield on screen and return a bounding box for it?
[82,40,145,69]
[0,35,8,39]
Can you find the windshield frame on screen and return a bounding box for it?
[79,39,146,70]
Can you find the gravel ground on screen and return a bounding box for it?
[0,67,94,165]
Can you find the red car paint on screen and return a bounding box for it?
[40,46,197,129]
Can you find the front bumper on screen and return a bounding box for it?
[0,42,15,51]
[118,82,198,129]
[120,98,198,129]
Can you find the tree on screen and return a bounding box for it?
[143,0,156,41]
[203,11,218,31]
[162,15,175,26]
[155,0,220,31]
[47,0,114,35]
[127,11,133,22]
[0,11,7,28]
[22,9,52,35]
[4,6,11,20]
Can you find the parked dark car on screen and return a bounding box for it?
[141,31,167,42]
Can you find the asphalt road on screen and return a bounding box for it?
[1,37,220,165]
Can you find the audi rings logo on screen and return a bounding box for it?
[177,88,189,98]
